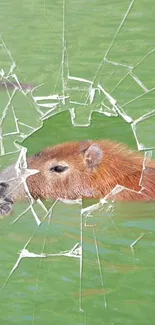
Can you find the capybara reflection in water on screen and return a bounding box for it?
[0,140,155,214]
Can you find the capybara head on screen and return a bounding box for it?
[26,139,155,202]
[27,140,104,200]
[1,139,155,207]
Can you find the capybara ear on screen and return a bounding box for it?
[83,143,103,168]
[79,140,93,152]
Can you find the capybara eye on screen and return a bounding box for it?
[50,165,68,173]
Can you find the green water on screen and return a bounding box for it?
[0,0,155,324]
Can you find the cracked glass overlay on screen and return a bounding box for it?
[0,0,155,324]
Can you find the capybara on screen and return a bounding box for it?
[0,139,155,214]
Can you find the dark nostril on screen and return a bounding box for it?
[0,182,9,197]
[0,182,9,188]
[4,197,13,204]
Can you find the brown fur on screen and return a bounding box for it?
[24,140,155,202]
